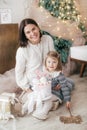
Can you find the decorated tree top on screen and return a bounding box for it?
[39,0,80,21]
[39,0,87,37]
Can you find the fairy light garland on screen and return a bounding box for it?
[39,0,87,43]
[38,0,87,63]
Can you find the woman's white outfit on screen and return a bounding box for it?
[22,77,52,120]
[15,35,55,119]
[15,35,55,89]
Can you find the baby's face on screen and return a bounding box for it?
[46,57,58,72]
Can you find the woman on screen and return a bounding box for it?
[15,18,55,119]
[15,18,55,91]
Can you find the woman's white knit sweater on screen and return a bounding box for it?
[15,35,55,89]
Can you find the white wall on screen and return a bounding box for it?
[0,0,33,24]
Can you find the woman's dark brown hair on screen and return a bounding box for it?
[45,51,62,71]
[19,18,42,47]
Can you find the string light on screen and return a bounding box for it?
[57,27,60,31]
[39,0,87,43]
[57,21,59,24]
[48,24,52,27]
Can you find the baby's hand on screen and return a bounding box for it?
[53,84,61,90]
[66,101,71,109]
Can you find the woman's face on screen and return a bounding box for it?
[24,24,40,44]
[46,57,58,72]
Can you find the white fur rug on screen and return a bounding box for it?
[0,69,18,94]
[0,71,87,130]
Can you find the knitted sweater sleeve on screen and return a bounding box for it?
[15,48,29,89]
[42,35,55,61]
[58,73,71,102]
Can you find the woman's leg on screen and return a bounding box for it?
[42,99,52,114]
[32,99,52,120]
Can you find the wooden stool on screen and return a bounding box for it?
[70,46,87,77]
[70,58,87,77]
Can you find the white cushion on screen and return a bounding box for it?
[70,46,87,62]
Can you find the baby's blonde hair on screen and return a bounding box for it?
[45,51,62,71]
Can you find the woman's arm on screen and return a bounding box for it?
[15,48,29,90]
[48,35,55,51]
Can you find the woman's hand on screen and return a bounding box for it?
[66,101,71,109]
[27,88,33,93]
[54,84,61,90]
[23,88,33,93]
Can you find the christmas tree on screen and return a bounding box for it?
[39,0,86,32]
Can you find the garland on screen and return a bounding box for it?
[39,0,79,21]
[39,0,87,44]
